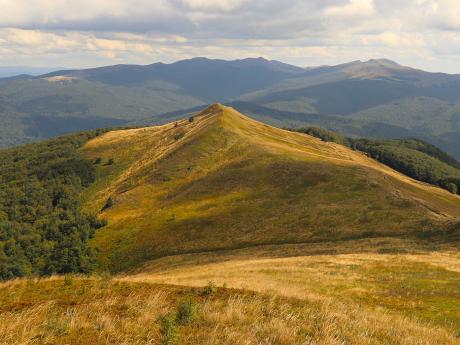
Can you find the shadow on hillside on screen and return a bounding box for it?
[129,229,460,275]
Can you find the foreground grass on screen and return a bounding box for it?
[0,277,458,345]
[126,244,460,337]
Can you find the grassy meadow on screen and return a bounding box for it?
[126,240,460,334]
[1,273,459,345]
[1,105,460,344]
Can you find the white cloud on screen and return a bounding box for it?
[324,0,376,18]
[0,0,459,72]
[180,0,249,11]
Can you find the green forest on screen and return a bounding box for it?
[293,127,460,195]
[0,129,108,279]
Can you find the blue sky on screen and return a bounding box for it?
[1,0,460,73]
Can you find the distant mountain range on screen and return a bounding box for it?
[1,57,460,159]
[0,66,60,78]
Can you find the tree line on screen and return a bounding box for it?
[0,129,108,279]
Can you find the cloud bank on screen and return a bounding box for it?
[0,0,460,72]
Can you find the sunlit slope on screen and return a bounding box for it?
[81,104,460,272]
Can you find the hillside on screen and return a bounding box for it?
[1,105,460,344]
[0,77,202,147]
[0,57,303,148]
[237,60,460,159]
[2,58,460,161]
[43,57,304,101]
[80,104,460,272]
[292,127,460,194]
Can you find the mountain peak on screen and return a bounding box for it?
[334,58,410,79]
[82,105,460,273]
[197,103,228,117]
[366,58,401,67]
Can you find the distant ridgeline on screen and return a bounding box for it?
[293,127,460,195]
[0,130,109,279]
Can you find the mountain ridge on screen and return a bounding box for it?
[1,57,460,161]
[79,104,460,272]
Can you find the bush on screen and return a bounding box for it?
[106,158,114,165]
[90,216,108,229]
[176,296,197,325]
[160,313,178,345]
[102,197,113,211]
[447,183,458,195]
[174,132,185,141]
[188,116,194,123]
[203,281,217,295]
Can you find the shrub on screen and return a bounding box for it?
[174,132,185,141]
[102,197,114,211]
[447,182,458,195]
[188,116,194,123]
[106,158,114,165]
[176,296,197,325]
[94,157,102,164]
[203,281,217,295]
[160,313,178,345]
[90,216,108,229]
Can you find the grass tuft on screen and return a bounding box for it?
[176,296,197,325]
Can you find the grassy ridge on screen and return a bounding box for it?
[81,105,460,273]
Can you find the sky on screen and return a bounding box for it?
[1,0,460,73]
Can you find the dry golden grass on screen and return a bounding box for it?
[0,276,458,345]
[124,241,460,334]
